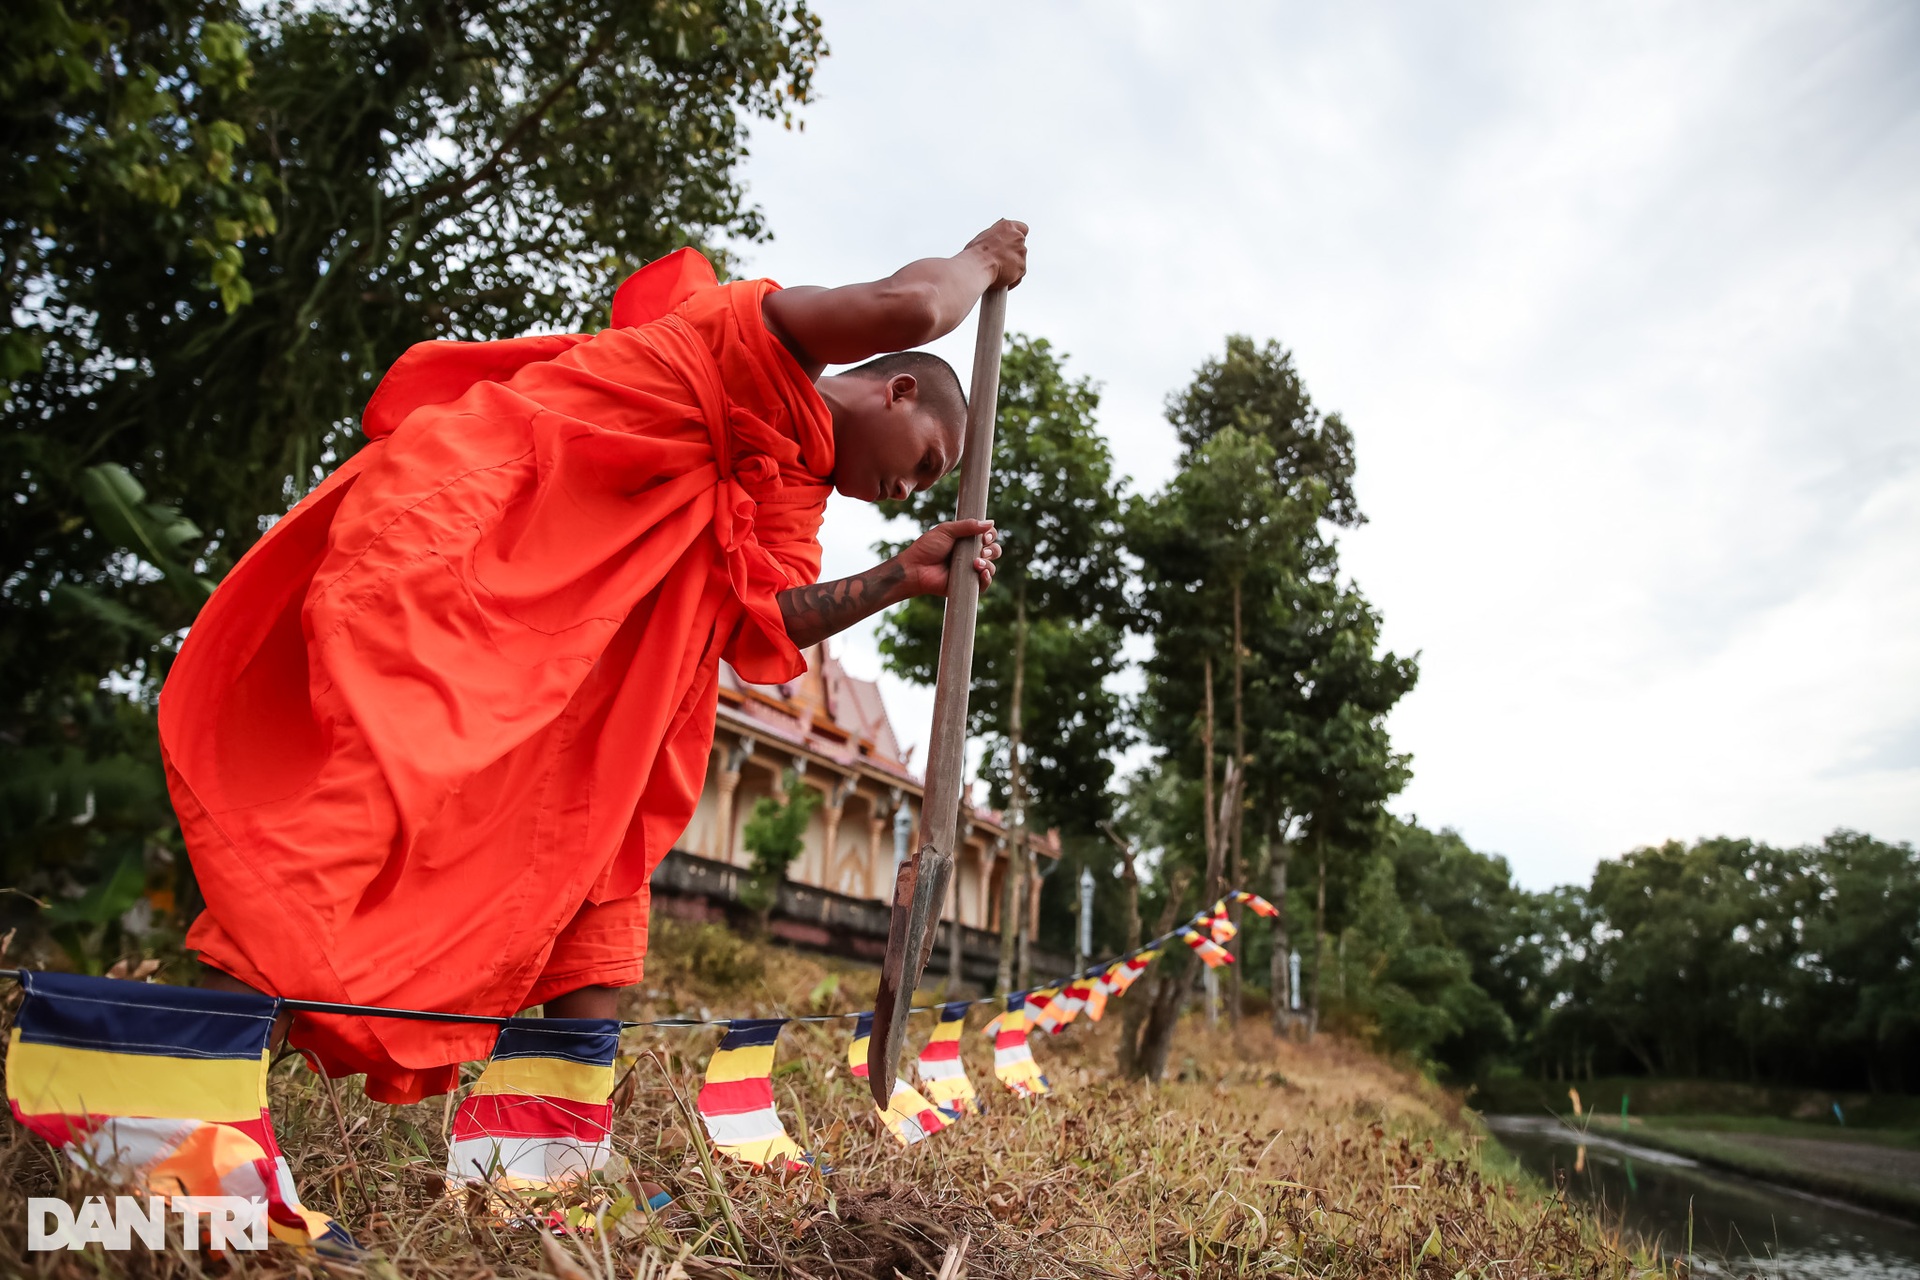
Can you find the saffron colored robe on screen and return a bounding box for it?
[159,250,832,1103]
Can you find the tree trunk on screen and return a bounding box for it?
[1136,954,1194,1080]
[1310,828,1326,1038]
[995,839,1023,994]
[1016,843,1034,991]
[996,590,1030,994]
[1100,822,1143,952]
[1227,577,1245,1025]
[1200,652,1220,894]
[1269,830,1291,1036]
[1127,868,1195,1080]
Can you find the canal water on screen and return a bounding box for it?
[1485,1116,1920,1279]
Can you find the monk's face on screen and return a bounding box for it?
[826,373,962,503]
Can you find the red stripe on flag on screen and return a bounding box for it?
[696,1077,775,1116]
[452,1094,613,1141]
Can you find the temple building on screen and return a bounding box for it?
[650,643,1061,983]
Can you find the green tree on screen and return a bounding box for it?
[2,0,824,939]
[1164,334,1362,527]
[1800,831,1920,1092]
[1125,338,1409,1069]
[877,334,1129,991]
[1254,576,1416,1034]
[737,772,822,933]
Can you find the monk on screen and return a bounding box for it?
[159,220,1028,1104]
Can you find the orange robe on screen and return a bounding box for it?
[159,250,831,1103]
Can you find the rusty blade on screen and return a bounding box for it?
[868,842,951,1107]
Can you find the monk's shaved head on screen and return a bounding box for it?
[819,351,969,502]
[842,352,967,440]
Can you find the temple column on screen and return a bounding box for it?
[713,737,754,865]
[816,771,852,891]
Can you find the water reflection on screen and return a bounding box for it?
[1485,1115,1920,1279]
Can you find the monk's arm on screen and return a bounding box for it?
[777,519,1000,649]
[761,220,1028,374]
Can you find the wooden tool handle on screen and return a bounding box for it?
[867,287,1008,1105]
[916,284,1008,866]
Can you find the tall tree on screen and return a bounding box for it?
[1129,428,1302,1012]
[1258,576,1416,1034]
[1135,334,1369,1023]
[877,334,1129,991]
[2,0,825,948]
[1164,334,1362,527]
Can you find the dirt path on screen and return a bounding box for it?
[1685,1130,1920,1186]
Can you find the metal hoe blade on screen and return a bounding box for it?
[867,286,1008,1106]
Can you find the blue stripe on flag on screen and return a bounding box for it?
[490,1018,620,1066]
[718,1018,786,1050]
[14,971,276,1060]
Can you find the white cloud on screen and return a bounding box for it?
[728,0,1920,888]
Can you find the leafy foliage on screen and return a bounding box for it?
[1126,335,1414,1067]
[1306,822,1919,1091]
[1165,334,1363,528]
[876,334,1130,837]
[738,771,822,918]
[1527,831,1920,1092]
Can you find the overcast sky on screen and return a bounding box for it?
[726,1,1919,890]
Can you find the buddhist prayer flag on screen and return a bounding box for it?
[446,1020,616,1201]
[1205,900,1239,945]
[4,972,354,1254]
[1182,929,1235,968]
[914,1002,980,1118]
[1035,982,1091,1034]
[1107,951,1157,997]
[1230,890,1279,919]
[697,1020,807,1170]
[984,996,1050,1098]
[1082,971,1113,1023]
[847,1013,947,1146]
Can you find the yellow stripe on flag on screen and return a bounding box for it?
[703,1042,778,1085]
[720,1133,803,1165]
[6,1030,267,1123]
[470,1056,614,1105]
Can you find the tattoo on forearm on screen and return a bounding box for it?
[778,560,908,649]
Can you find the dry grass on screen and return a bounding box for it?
[0,921,1671,1278]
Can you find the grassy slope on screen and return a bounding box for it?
[0,923,1673,1278]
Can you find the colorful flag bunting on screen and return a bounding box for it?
[446,1019,616,1205]
[696,1020,808,1170]
[1182,929,1235,968]
[1082,971,1112,1023]
[984,995,1050,1097]
[1205,900,1239,944]
[914,1001,981,1118]
[4,972,355,1255]
[847,1013,948,1146]
[1035,981,1092,1034]
[1107,950,1158,996]
[1229,890,1279,918]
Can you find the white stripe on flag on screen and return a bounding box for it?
[701,1108,788,1148]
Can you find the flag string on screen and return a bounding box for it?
[0,889,1273,1029]
[3,888,1282,1234]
